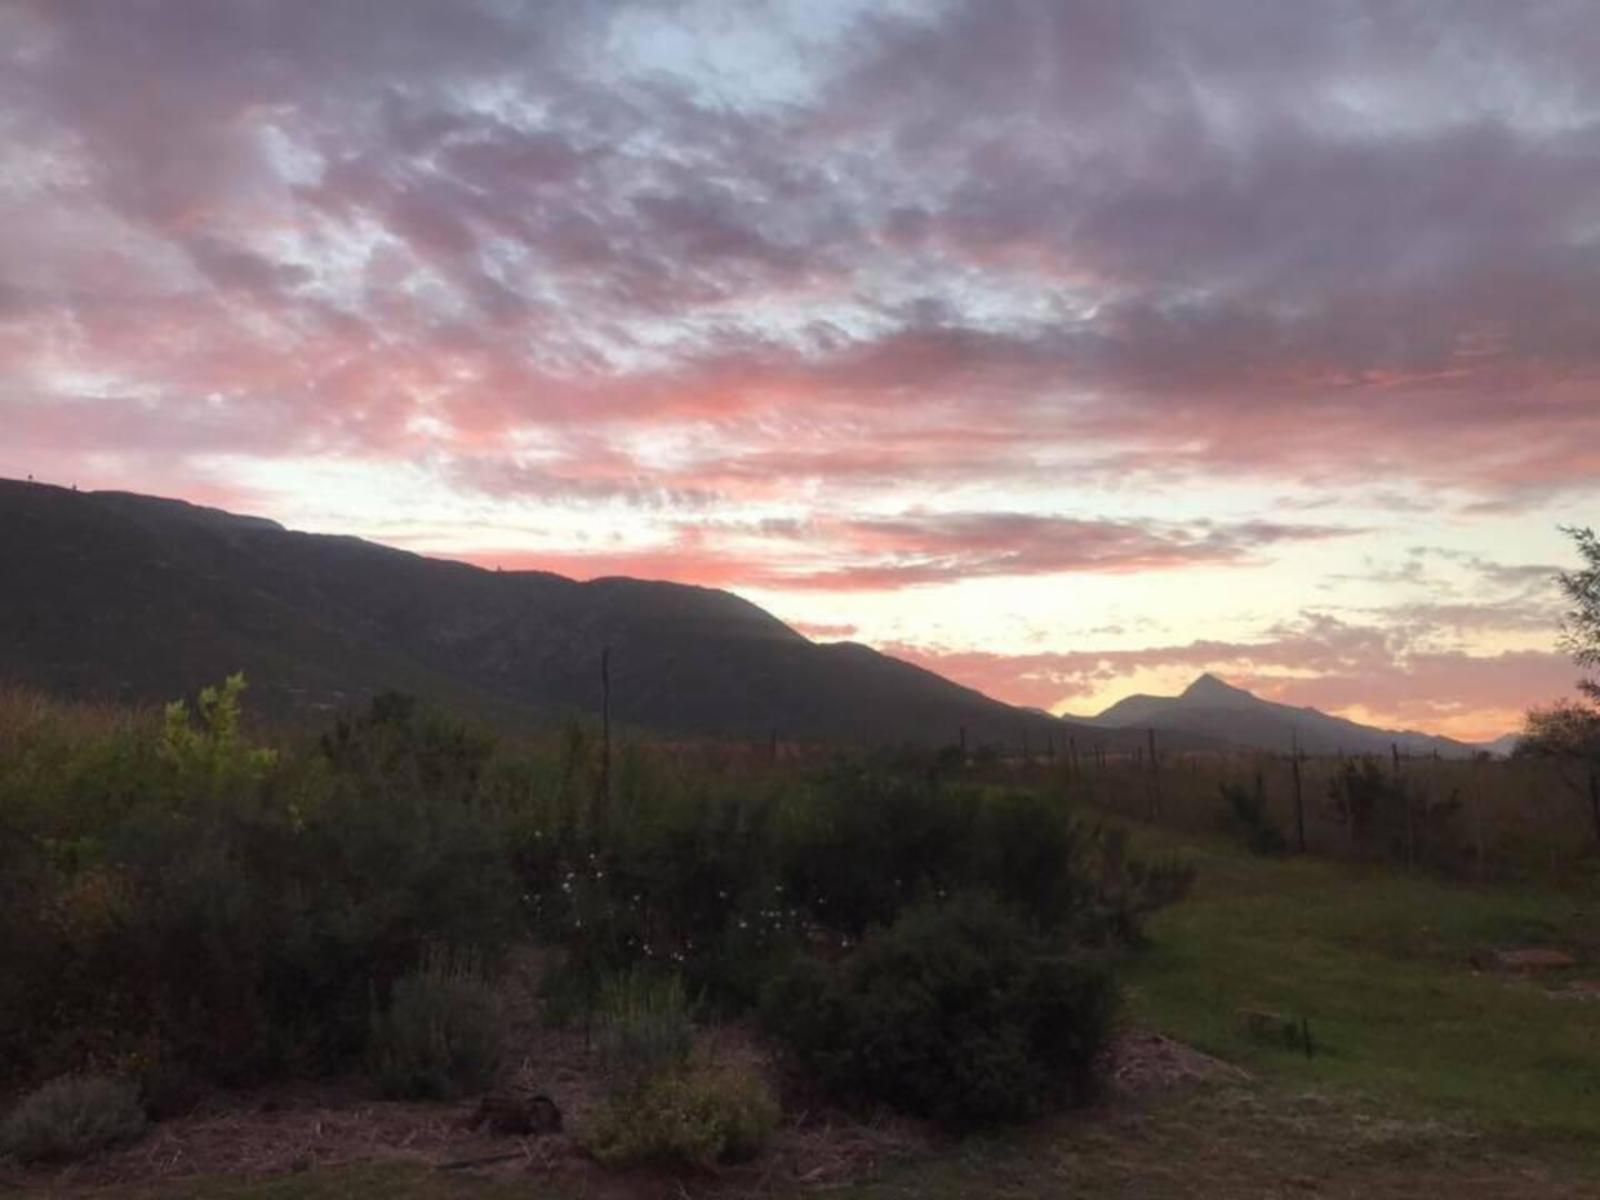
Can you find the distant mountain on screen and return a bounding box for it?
[0,478,1175,750]
[1480,733,1522,758]
[1083,672,1483,758]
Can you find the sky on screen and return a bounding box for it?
[4,0,1599,741]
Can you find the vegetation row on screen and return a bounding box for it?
[0,676,1194,1166]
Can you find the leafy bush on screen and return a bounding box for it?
[516,758,1189,1028]
[777,766,976,936]
[594,969,694,1088]
[1,683,1180,1093]
[762,893,1117,1128]
[133,1050,204,1120]
[583,1063,780,1169]
[1326,758,1463,868]
[367,953,504,1100]
[1329,758,1401,848]
[159,673,278,792]
[1220,779,1288,856]
[1072,825,1195,948]
[0,684,520,1084]
[0,1075,148,1164]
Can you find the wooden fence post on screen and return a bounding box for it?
[598,646,612,814]
[1393,742,1414,871]
[1148,728,1161,820]
[1589,765,1600,848]
[1291,730,1306,854]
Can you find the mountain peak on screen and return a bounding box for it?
[1181,672,1250,702]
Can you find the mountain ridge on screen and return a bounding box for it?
[4,479,1500,755]
[1082,671,1487,758]
[0,477,1179,750]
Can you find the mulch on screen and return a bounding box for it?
[5,951,1232,1196]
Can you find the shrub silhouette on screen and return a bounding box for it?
[368,951,503,1100]
[593,968,694,1089]
[583,1063,779,1169]
[0,1075,147,1164]
[1220,779,1288,855]
[761,893,1117,1127]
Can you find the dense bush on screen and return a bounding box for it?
[582,1063,779,1169]
[367,952,504,1100]
[0,1075,148,1164]
[594,969,694,1088]
[511,759,804,1014]
[516,757,1191,1023]
[776,767,976,936]
[1328,757,1462,868]
[0,684,518,1084]
[1220,779,1288,855]
[1,681,1187,1095]
[761,893,1118,1128]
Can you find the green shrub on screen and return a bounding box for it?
[762,893,1117,1128]
[594,968,694,1088]
[778,767,975,936]
[134,1051,204,1120]
[972,790,1098,929]
[583,1063,779,1169]
[2,682,1178,1094]
[0,684,520,1085]
[0,1074,148,1164]
[367,953,504,1100]
[1084,826,1196,947]
[1220,779,1288,856]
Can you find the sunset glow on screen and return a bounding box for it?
[6,1,1599,741]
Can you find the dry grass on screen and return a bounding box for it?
[0,684,157,756]
[12,1072,1594,1200]
[1058,750,1600,884]
[836,1081,1600,1200]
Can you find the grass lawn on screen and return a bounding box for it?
[16,823,1600,1198]
[1120,826,1600,1148]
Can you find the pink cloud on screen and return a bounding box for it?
[889,613,1579,741]
[7,0,1600,742]
[440,513,1356,592]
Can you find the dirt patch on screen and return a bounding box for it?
[1108,1030,1250,1098]
[1489,947,1579,972]
[6,1024,1229,1196]
[1550,979,1600,1001]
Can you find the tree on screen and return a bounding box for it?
[1516,701,1600,846]
[1517,702,1600,760]
[1557,525,1600,705]
[1517,527,1600,844]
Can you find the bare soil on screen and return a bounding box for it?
[3,1029,1224,1196]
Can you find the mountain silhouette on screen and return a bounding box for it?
[1086,672,1483,758]
[1,478,1176,750]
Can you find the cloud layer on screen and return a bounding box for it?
[5,0,1597,736]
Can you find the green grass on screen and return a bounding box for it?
[832,1085,1600,1200]
[1121,826,1600,1146]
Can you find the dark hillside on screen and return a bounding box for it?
[0,478,1164,748]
